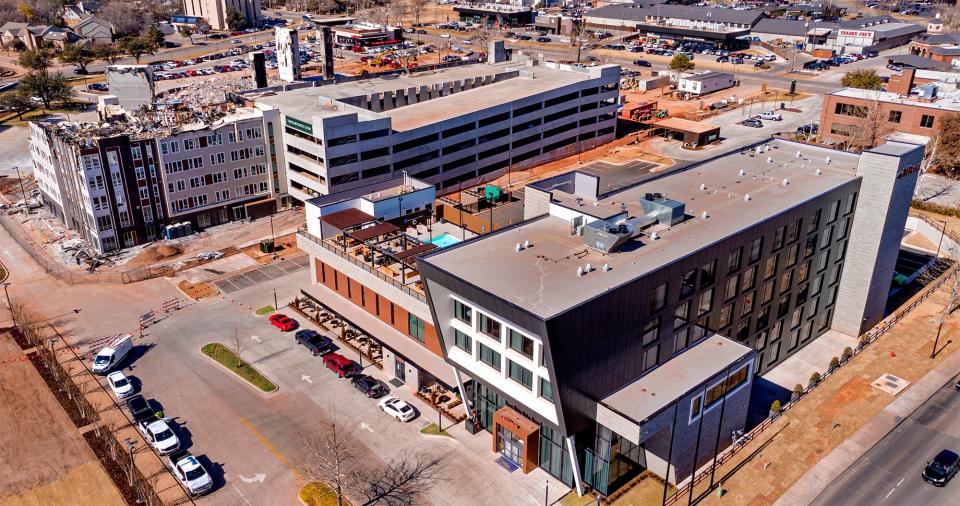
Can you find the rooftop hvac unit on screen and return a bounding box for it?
[913,83,938,100]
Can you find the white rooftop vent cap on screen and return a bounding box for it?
[767,156,773,163]
[700,183,707,191]
[523,240,531,248]
[782,178,790,186]
[815,168,822,176]
[651,232,659,240]
[744,193,751,201]
[576,266,584,276]
[739,169,746,176]
[602,263,611,271]
[825,156,832,164]
[755,146,763,154]
[764,145,771,152]
[796,150,802,158]
[515,243,523,252]
[701,210,709,219]
[585,263,593,272]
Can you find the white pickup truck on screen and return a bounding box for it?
[138,418,180,455]
[167,450,213,496]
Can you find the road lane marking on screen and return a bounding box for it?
[360,421,374,432]
[238,415,302,479]
[897,478,904,487]
[884,487,895,500]
[229,480,254,505]
[239,473,266,484]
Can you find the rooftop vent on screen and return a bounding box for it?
[739,169,746,176]
[782,178,790,186]
[523,240,531,248]
[825,156,831,164]
[744,193,751,201]
[516,243,523,252]
[815,168,822,176]
[602,263,611,271]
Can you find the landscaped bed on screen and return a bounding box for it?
[200,343,278,392]
[299,482,351,506]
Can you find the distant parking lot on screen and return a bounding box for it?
[211,255,309,294]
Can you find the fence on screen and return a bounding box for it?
[665,225,960,505]
[0,214,174,285]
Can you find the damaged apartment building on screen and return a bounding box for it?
[30,102,285,253]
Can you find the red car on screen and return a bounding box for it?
[269,314,296,331]
[323,353,358,378]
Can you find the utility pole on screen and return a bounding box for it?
[273,287,278,310]
[2,282,13,327]
[14,166,29,212]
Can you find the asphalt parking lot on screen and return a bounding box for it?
[211,255,310,294]
[124,267,567,505]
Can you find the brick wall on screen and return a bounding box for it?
[818,94,958,145]
[315,259,445,357]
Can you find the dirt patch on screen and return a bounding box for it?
[0,334,119,503]
[242,233,302,264]
[178,280,219,300]
[125,243,183,268]
[0,461,123,506]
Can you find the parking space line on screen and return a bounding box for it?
[238,415,302,479]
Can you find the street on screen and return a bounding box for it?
[812,378,960,506]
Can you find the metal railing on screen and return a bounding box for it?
[666,233,960,505]
[297,228,427,302]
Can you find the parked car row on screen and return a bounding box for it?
[271,314,419,423]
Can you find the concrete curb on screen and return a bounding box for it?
[775,350,960,505]
[199,344,279,396]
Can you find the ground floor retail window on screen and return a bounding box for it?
[539,425,574,487]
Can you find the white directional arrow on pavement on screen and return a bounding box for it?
[238,473,266,484]
[301,375,313,384]
[360,422,374,433]
[250,335,262,343]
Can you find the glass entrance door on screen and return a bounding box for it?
[497,426,522,467]
[394,356,405,382]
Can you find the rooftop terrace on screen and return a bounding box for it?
[421,139,863,319]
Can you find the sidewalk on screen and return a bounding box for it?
[696,273,960,505]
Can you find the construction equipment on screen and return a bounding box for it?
[354,50,419,76]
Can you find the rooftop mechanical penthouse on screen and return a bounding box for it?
[416,138,925,497]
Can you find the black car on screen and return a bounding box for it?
[923,450,960,486]
[351,375,387,398]
[126,395,159,423]
[536,36,551,42]
[795,123,818,136]
[633,59,651,67]
[295,329,332,356]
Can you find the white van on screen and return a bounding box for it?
[91,334,134,374]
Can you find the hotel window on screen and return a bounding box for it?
[727,247,742,274]
[724,276,738,302]
[773,225,786,250]
[650,282,667,312]
[920,114,935,128]
[797,261,811,284]
[807,209,820,233]
[844,193,857,215]
[454,300,472,325]
[689,394,703,422]
[700,260,716,287]
[508,360,533,390]
[698,288,713,316]
[764,255,778,280]
[454,329,472,353]
[820,227,833,249]
[742,265,757,291]
[681,269,697,298]
[749,237,763,264]
[778,294,791,318]
[410,314,426,342]
[757,304,770,330]
[704,365,749,409]
[509,330,534,360]
[888,110,902,123]
[540,378,553,401]
[742,291,755,315]
[477,342,501,371]
[718,304,732,328]
[674,300,690,329]
[642,317,660,345]
[478,313,501,341]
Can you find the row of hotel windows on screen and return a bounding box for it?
[169,183,268,212]
[451,299,553,401]
[689,363,750,423]
[833,102,937,129]
[159,128,262,155]
[166,165,267,193]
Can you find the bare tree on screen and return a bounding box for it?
[407,0,429,27]
[929,245,960,358]
[298,423,356,506]
[847,99,892,151]
[231,325,245,367]
[352,453,443,506]
[387,0,407,26]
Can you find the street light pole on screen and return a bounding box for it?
[273,287,278,310]
[14,166,29,211]
[124,438,136,487]
[3,282,13,327]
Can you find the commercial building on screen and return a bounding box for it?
[29,104,282,253]
[583,5,765,49]
[296,174,474,393]
[751,15,924,55]
[454,2,535,28]
[677,72,735,96]
[181,0,261,31]
[818,69,959,146]
[416,137,924,496]
[909,15,960,65]
[331,23,403,53]
[250,55,620,203]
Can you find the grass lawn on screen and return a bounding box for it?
[255,305,275,316]
[299,482,350,506]
[419,423,451,437]
[0,102,91,127]
[200,343,278,392]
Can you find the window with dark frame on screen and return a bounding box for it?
[509,329,534,360]
[478,313,502,341]
[454,300,472,325]
[454,329,472,353]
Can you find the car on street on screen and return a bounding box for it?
[139,418,180,455]
[107,371,134,399]
[378,396,417,421]
[168,450,213,496]
[125,394,159,422]
[351,374,388,398]
[758,111,782,121]
[633,59,651,67]
[295,329,332,356]
[323,353,359,377]
[795,123,818,136]
[742,118,763,128]
[269,313,297,331]
[923,450,960,486]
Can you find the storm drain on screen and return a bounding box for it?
[871,373,910,395]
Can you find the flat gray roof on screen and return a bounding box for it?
[602,334,753,423]
[422,139,863,319]
[255,62,604,131]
